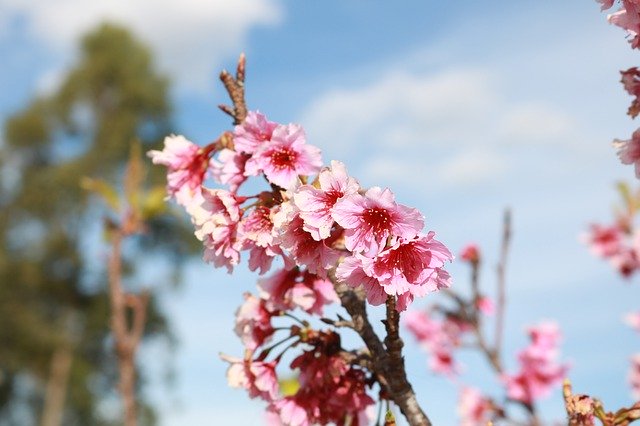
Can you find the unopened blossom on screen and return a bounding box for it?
[211,148,250,192]
[404,310,470,376]
[621,67,640,117]
[245,124,323,189]
[457,387,493,426]
[611,246,640,277]
[220,355,279,402]
[294,160,360,240]
[625,311,640,332]
[233,110,278,154]
[234,293,276,351]
[460,243,481,264]
[192,188,243,272]
[502,322,569,405]
[147,134,214,205]
[257,268,338,316]
[332,186,424,257]
[630,354,640,399]
[614,128,640,177]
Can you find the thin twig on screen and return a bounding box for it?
[494,208,512,362]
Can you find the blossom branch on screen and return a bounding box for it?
[332,278,432,426]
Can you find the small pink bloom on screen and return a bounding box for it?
[234,293,276,351]
[332,187,424,256]
[613,128,640,177]
[211,148,250,192]
[460,243,481,264]
[147,134,214,205]
[457,387,493,426]
[233,110,278,154]
[220,355,279,402]
[294,160,360,240]
[624,311,640,332]
[610,246,640,277]
[629,354,640,399]
[245,124,323,189]
[598,0,616,10]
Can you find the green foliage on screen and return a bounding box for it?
[0,22,194,425]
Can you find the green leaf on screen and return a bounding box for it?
[80,177,120,212]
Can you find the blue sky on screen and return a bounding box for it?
[2,0,640,424]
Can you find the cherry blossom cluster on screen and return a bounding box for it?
[149,109,454,424]
[583,217,640,277]
[501,322,569,406]
[149,111,452,309]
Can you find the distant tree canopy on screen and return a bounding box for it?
[0,23,195,425]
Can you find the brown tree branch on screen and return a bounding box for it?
[108,223,150,426]
[494,208,512,363]
[219,53,247,125]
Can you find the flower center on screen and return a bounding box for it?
[270,147,297,170]
[362,207,391,236]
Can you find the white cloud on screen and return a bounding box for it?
[0,0,283,91]
[498,103,576,146]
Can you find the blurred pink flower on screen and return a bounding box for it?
[457,387,493,426]
[630,354,640,399]
[220,355,279,402]
[234,293,276,351]
[460,243,481,264]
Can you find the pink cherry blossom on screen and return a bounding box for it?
[257,268,338,316]
[332,187,424,257]
[610,246,640,277]
[335,255,388,306]
[502,322,569,405]
[276,214,341,277]
[457,387,493,426]
[294,160,360,240]
[191,188,243,272]
[361,232,453,299]
[211,148,250,192]
[220,355,279,402]
[147,134,215,205]
[460,243,481,264]
[245,124,323,189]
[621,67,640,118]
[614,128,640,177]
[233,110,278,154]
[234,293,276,351]
[630,354,640,399]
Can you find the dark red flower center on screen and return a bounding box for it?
[362,207,392,236]
[270,147,297,170]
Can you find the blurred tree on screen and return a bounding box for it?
[0,23,195,425]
